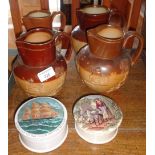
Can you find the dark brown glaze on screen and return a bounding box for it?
[71,25,87,42]
[22,10,51,30]
[22,10,66,31]
[16,28,56,67]
[87,25,124,59]
[123,31,144,65]
[87,24,144,61]
[108,8,125,27]
[76,5,110,31]
[71,5,124,53]
[13,55,67,83]
[16,28,72,67]
[55,31,72,62]
[76,45,130,75]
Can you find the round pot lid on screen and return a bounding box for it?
[73,95,123,132]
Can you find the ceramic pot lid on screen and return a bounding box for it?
[73,95,123,132]
[15,97,68,153]
[15,97,67,137]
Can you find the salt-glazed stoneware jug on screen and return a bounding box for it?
[76,24,144,93]
[22,10,66,31]
[13,28,72,96]
[71,5,123,53]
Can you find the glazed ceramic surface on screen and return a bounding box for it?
[76,5,110,31]
[71,25,88,53]
[73,95,123,144]
[13,28,72,97]
[71,5,123,53]
[76,24,144,93]
[15,97,68,153]
[23,10,66,31]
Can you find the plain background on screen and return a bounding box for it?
[0,0,154,154]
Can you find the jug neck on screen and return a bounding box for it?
[87,25,124,59]
[16,28,56,67]
[88,36,123,59]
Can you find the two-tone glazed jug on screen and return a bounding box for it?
[76,24,144,93]
[13,28,72,96]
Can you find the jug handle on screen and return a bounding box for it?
[123,31,144,66]
[55,32,72,63]
[51,11,66,31]
[108,8,125,27]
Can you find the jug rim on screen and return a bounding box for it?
[23,10,51,19]
[16,28,54,45]
[77,5,110,15]
[88,24,125,41]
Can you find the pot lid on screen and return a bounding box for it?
[73,95,123,132]
[15,97,67,137]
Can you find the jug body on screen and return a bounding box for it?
[13,55,67,97]
[13,28,72,97]
[76,25,144,93]
[76,45,130,93]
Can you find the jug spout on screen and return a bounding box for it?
[16,28,56,67]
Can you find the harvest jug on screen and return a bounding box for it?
[71,5,123,53]
[76,24,144,93]
[22,10,66,31]
[13,28,72,96]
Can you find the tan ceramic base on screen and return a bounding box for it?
[77,65,129,93]
[14,72,66,97]
[71,37,87,53]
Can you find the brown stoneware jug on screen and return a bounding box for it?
[22,10,66,31]
[76,24,144,93]
[71,5,123,53]
[13,28,72,96]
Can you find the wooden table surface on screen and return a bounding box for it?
[9,56,146,155]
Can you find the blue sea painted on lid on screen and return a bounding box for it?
[18,97,64,134]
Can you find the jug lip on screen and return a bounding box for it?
[77,5,110,15]
[16,28,54,45]
[88,24,125,41]
[23,10,51,18]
